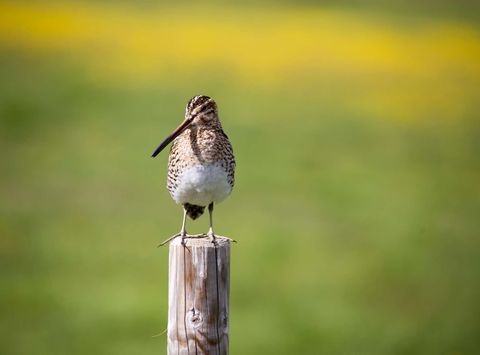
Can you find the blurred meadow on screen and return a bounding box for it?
[1,1,480,354]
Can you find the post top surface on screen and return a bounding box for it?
[170,236,231,247]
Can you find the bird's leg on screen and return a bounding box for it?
[179,208,188,245]
[207,202,216,244]
[206,202,237,244]
[158,209,188,247]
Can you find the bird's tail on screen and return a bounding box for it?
[184,203,205,220]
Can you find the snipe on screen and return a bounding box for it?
[151,95,236,245]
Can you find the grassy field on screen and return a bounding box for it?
[1,2,480,354]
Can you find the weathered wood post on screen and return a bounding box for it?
[167,237,230,354]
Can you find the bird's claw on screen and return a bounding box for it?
[157,233,236,247]
[217,235,237,243]
[157,233,208,247]
[207,232,237,245]
[157,233,183,247]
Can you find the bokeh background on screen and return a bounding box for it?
[1,1,479,354]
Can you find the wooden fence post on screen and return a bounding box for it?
[167,237,230,355]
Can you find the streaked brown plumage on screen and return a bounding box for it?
[152,95,235,244]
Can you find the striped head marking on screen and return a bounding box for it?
[186,95,218,124]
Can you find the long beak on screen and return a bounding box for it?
[151,118,192,157]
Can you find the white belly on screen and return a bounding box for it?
[172,164,232,206]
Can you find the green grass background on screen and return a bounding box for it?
[1,2,480,354]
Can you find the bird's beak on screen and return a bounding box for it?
[151,118,192,157]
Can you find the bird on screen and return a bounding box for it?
[151,95,236,245]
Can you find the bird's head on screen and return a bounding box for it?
[186,95,218,125]
[151,95,218,158]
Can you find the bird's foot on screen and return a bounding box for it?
[157,233,209,247]
[207,231,217,245]
[207,230,237,245]
[217,235,237,243]
[157,232,186,247]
